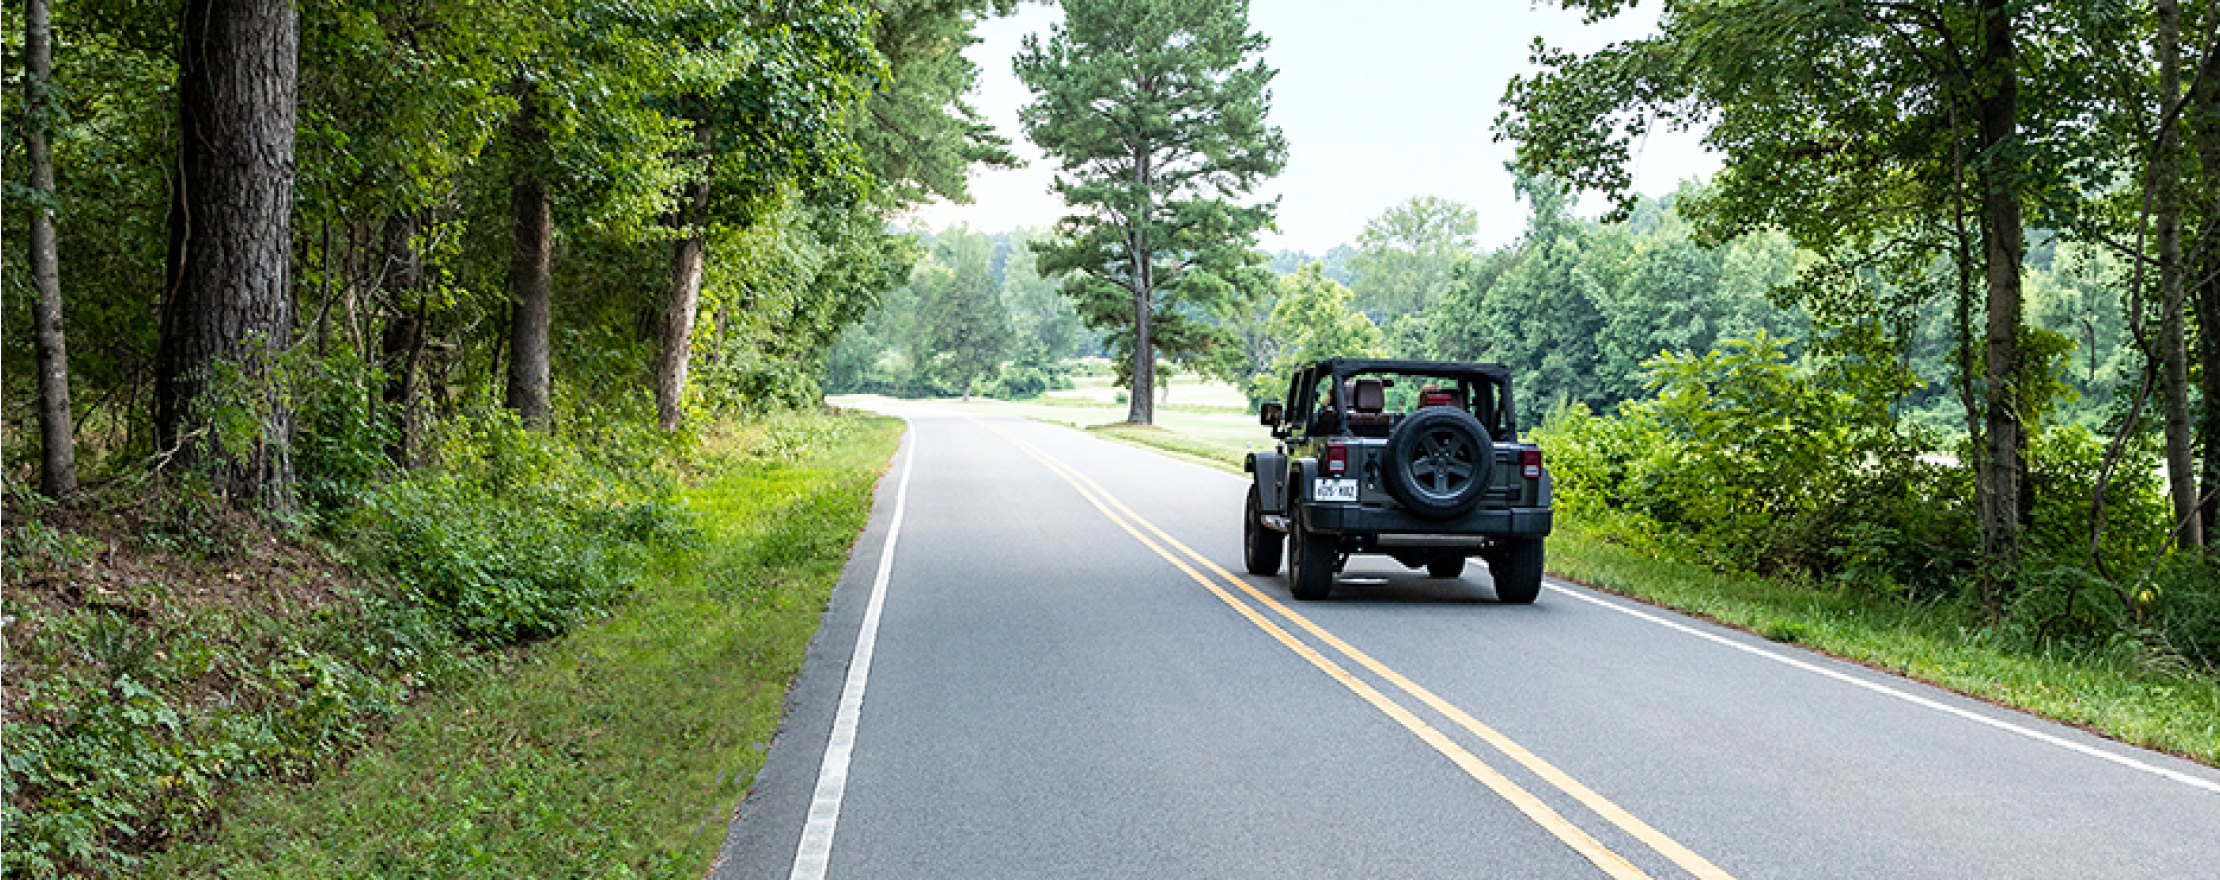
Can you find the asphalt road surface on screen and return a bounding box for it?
[712,405,2220,880]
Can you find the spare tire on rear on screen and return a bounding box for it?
[1382,407,1492,519]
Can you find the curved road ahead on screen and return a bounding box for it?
[713,405,2220,879]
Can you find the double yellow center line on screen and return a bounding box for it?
[970,416,1735,880]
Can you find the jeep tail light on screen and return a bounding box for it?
[1325,442,1349,476]
[1520,448,1543,479]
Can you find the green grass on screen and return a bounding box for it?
[1547,523,2220,767]
[150,413,906,878]
[1080,422,1247,473]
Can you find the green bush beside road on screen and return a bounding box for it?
[145,412,901,878]
[3,411,900,879]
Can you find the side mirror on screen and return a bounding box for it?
[1259,403,1283,426]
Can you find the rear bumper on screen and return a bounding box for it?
[1286,503,1552,544]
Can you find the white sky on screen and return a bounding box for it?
[899,0,1720,254]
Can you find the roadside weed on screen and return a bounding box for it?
[146,412,903,878]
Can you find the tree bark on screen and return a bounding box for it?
[378,212,427,466]
[2191,22,2220,542]
[505,85,553,429]
[2155,0,2202,549]
[656,120,713,432]
[156,0,300,511]
[25,0,76,498]
[1974,0,2025,611]
[1127,148,1155,425]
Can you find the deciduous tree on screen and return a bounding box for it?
[24,0,76,497]
[1347,195,1478,320]
[1501,0,2047,609]
[1251,262,1383,404]
[156,0,301,509]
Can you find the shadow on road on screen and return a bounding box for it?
[1248,564,1545,606]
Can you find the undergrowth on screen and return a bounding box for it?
[146,410,903,877]
[2,405,699,878]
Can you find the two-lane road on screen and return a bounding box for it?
[713,406,2220,879]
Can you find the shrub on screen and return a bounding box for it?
[1,403,697,877]
[292,350,398,516]
[2022,423,2170,577]
[978,360,1071,400]
[343,410,696,646]
[1533,332,1974,592]
[2142,554,2220,672]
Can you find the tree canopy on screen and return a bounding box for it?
[2,0,1025,503]
[1493,0,2220,605]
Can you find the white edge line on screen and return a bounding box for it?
[1000,414,2219,794]
[1547,581,2220,795]
[788,427,916,880]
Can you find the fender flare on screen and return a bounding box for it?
[1245,450,1288,515]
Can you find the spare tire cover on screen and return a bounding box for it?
[1382,407,1493,518]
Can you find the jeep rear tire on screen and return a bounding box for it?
[1287,517,1334,600]
[1382,407,1493,519]
[1244,487,1283,576]
[1487,538,1544,604]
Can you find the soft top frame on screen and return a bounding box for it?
[1283,358,1521,441]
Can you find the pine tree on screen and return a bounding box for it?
[1014,0,1286,424]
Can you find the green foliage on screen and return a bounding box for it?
[1246,263,1384,404]
[2142,555,2220,673]
[1536,332,1972,593]
[0,0,1023,870]
[345,408,697,646]
[142,412,904,879]
[823,225,1089,398]
[997,228,1088,363]
[910,227,1012,392]
[1346,195,1477,319]
[2021,424,2171,576]
[856,0,1022,208]
[291,349,399,516]
[1541,327,2216,675]
[0,578,465,879]
[976,360,1074,400]
[2,401,701,876]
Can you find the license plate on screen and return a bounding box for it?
[1313,478,1359,502]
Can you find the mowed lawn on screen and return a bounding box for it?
[833,373,1268,467]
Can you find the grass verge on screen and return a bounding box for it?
[1546,523,2220,767]
[1079,422,1246,473]
[147,412,905,878]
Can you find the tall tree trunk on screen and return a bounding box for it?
[378,212,426,466]
[1127,150,1155,425]
[657,120,713,432]
[156,0,300,511]
[2155,0,2203,549]
[1974,0,2026,612]
[505,85,553,429]
[2190,25,2220,543]
[25,0,76,498]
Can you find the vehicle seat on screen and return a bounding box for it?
[1347,377,1392,436]
[1309,381,1345,435]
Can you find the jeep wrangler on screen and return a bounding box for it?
[1242,358,1552,601]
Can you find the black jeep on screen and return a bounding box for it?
[1242,358,1552,601]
